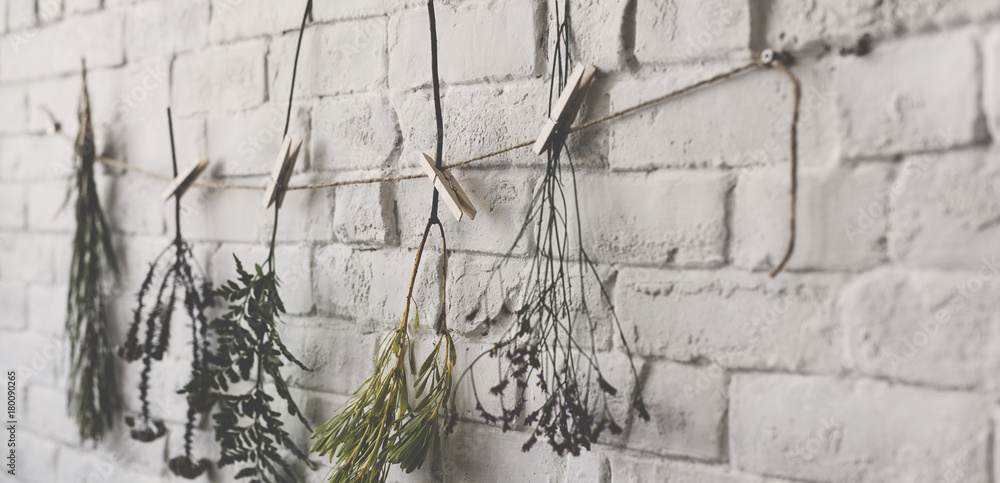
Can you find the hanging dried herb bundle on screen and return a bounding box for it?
[310,1,458,481]
[178,3,316,482]
[116,109,214,478]
[190,239,312,482]
[65,59,123,442]
[460,2,648,456]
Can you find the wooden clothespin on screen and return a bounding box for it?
[162,158,209,201]
[419,153,476,222]
[263,134,303,209]
[532,62,597,155]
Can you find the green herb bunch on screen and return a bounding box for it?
[310,223,456,482]
[179,3,317,480]
[462,2,648,456]
[310,2,458,480]
[187,235,313,482]
[65,59,122,443]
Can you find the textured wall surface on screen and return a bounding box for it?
[2,0,1000,482]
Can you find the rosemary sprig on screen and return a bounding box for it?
[311,223,456,482]
[310,2,458,481]
[65,59,122,443]
[460,1,648,456]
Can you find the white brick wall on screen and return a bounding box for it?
[1,1,998,482]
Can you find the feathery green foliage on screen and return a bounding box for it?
[188,240,314,483]
[178,3,317,481]
[65,59,122,443]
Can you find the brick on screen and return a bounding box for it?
[7,0,43,32]
[27,179,75,232]
[0,233,63,283]
[634,0,750,64]
[836,29,983,159]
[333,182,397,246]
[889,0,1000,34]
[0,85,28,133]
[57,439,167,483]
[206,103,309,176]
[388,0,541,90]
[0,11,124,81]
[312,0,397,22]
[609,66,794,169]
[282,320,375,395]
[25,385,78,445]
[732,163,892,272]
[730,373,990,482]
[313,245,440,330]
[5,332,66,386]
[26,74,82,137]
[210,243,314,316]
[119,56,202,176]
[628,360,727,461]
[395,82,546,171]
[28,283,68,335]
[0,182,26,228]
[18,431,61,483]
[442,424,563,482]
[765,0,891,52]
[268,18,387,99]
[0,135,75,180]
[442,252,531,336]
[568,0,630,70]
[180,188,261,243]
[310,94,399,172]
[209,0,304,44]
[171,40,267,116]
[0,281,27,329]
[890,149,1000,268]
[125,0,209,60]
[395,168,536,255]
[65,0,101,14]
[573,171,728,266]
[257,183,337,244]
[985,28,1000,143]
[618,269,842,372]
[838,268,1000,390]
[107,175,168,236]
[599,450,778,483]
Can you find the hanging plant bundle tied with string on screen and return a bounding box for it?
[459,2,649,457]
[310,1,460,481]
[117,108,215,479]
[179,2,316,482]
[65,59,122,443]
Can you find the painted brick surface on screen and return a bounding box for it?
[0,1,997,482]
